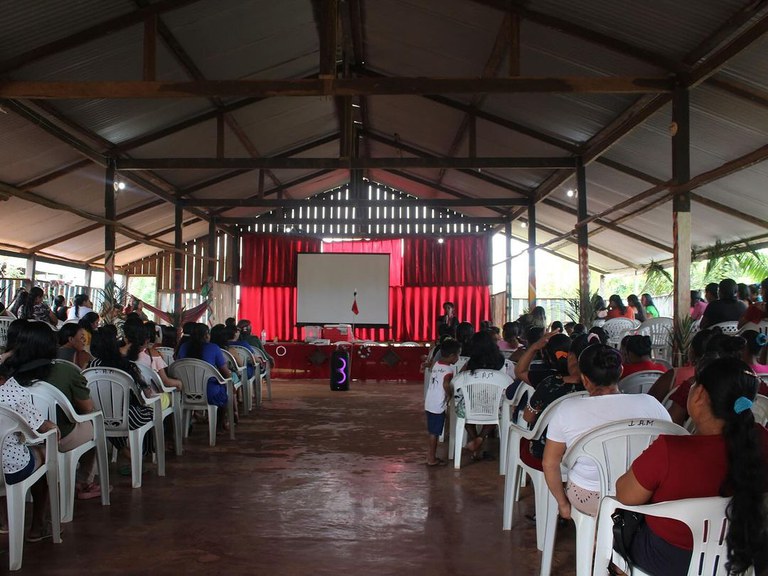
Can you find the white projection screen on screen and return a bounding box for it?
[296,253,390,326]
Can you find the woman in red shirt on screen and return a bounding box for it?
[621,335,668,378]
[615,357,768,575]
[606,294,636,320]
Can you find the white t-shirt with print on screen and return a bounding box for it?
[0,378,45,474]
[425,362,456,414]
[546,393,671,491]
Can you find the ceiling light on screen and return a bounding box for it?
[521,222,527,228]
[437,237,444,244]
[566,189,575,197]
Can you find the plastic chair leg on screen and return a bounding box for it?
[128,430,143,489]
[573,509,596,576]
[59,455,75,523]
[172,404,183,456]
[207,406,217,446]
[183,410,192,438]
[46,464,62,545]
[6,484,27,571]
[152,405,165,477]
[532,471,550,551]
[95,436,110,507]
[453,418,465,469]
[499,423,509,476]
[265,373,272,400]
[539,490,559,576]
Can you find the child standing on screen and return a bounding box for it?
[424,339,460,466]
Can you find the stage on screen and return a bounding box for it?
[264,342,428,381]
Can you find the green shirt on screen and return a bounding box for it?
[46,362,91,438]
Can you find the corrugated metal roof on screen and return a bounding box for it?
[718,33,768,90]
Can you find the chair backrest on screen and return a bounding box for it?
[711,321,739,334]
[132,361,164,395]
[220,349,241,376]
[168,358,225,408]
[563,418,687,496]
[618,370,664,395]
[27,381,82,426]
[452,369,512,423]
[636,317,673,346]
[752,394,768,427]
[53,358,81,371]
[503,359,516,379]
[154,346,175,366]
[603,318,640,347]
[661,385,679,410]
[0,405,41,462]
[526,390,590,439]
[455,356,469,372]
[81,367,135,434]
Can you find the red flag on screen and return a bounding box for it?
[351,294,359,315]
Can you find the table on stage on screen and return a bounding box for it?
[264,342,428,381]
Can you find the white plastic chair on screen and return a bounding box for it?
[602,318,640,348]
[752,394,768,427]
[52,358,82,371]
[636,317,673,362]
[0,405,62,571]
[450,369,512,469]
[593,496,753,576]
[228,346,258,411]
[168,358,235,446]
[661,385,680,410]
[154,346,175,367]
[710,321,739,334]
[82,367,164,488]
[220,349,247,418]
[499,380,532,477]
[132,362,183,457]
[249,346,273,401]
[618,370,664,395]
[27,381,110,523]
[502,390,589,550]
[539,418,687,576]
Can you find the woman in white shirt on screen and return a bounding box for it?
[542,343,670,519]
[66,293,94,321]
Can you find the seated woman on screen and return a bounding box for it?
[739,277,767,329]
[518,334,590,471]
[451,330,505,460]
[135,321,182,390]
[53,295,68,323]
[89,327,155,474]
[121,322,181,412]
[17,286,58,326]
[641,294,659,319]
[0,318,26,365]
[497,321,524,353]
[542,344,670,519]
[0,355,59,541]
[648,327,716,404]
[66,293,94,321]
[627,294,646,323]
[621,335,668,378]
[57,323,93,370]
[606,295,636,320]
[77,312,100,352]
[615,358,768,575]
[9,321,101,500]
[740,330,768,375]
[177,323,232,428]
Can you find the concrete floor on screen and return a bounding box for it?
[16,380,577,575]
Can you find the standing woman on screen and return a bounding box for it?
[606,294,635,320]
[627,294,646,323]
[436,301,459,338]
[615,358,768,575]
[641,293,659,319]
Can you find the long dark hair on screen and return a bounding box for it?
[4,321,56,385]
[186,323,209,360]
[465,331,504,372]
[627,294,645,323]
[578,344,623,387]
[3,318,27,356]
[91,327,147,389]
[209,324,228,348]
[609,294,627,314]
[123,321,149,362]
[545,333,572,376]
[695,357,766,573]
[73,293,88,318]
[18,286,45,320]
[78,311,99,334]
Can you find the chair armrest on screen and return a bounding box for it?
[140,393,162,406]
[27,426,58,446]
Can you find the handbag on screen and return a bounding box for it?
[611,509,645,574]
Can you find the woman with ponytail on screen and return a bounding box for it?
[542,344,670,519]
[66,293,94,321]
[616,357,768,575]
[17,286,58,326]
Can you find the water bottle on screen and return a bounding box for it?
[261,329,266,342]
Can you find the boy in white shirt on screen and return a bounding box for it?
[424,339,460,466]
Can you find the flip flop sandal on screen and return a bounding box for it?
[426,459,447,467]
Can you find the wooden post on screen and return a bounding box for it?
[143,14,157,82]
[672,87,691,333]
[25,256,36,285]
[232,227,241,286]
[576,157,590,322]
[173,203,184,328]
[104,159,116,310]
[216,113,225,159]
[527,203,537,308]
[505,219,512,323]
[207,217,217,279]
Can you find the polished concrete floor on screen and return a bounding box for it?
[16,380,578,575]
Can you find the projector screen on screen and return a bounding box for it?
[296,253,390,326]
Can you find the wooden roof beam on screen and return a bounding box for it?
[185,197,529,208]
[0,77,674,100]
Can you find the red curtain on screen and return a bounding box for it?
[404,235,489,285]
[240,234,321,286]
[238,234,490,343]
[321,239,403,286]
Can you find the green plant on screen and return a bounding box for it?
[565,290,601,327]
[668,315,697,368]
